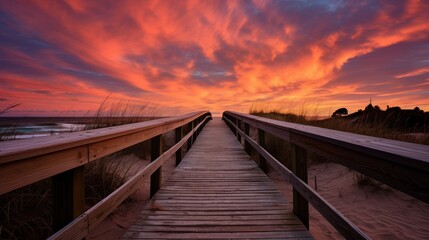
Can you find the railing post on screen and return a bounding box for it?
[187,122,192,151]
[196,117,200,136]
[233,118,238,136]
[192,120,197,144]
[175,126,183,166]
[199,116,203,135]
[52,166,84,231]
[291,143,309,229]
[258,129,267,172]
[244,123,251,154]
[150,135,162,198]
[237,119,242,143]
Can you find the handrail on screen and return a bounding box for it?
[223,111,429,239]
[0,111,209,194]
[48,114,212,240]
[0,111,212,239]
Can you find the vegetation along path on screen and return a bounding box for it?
[123,118,313,239]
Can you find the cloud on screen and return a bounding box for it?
[0,0,428,116]
[396,67,429,79]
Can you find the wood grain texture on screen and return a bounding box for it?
[48,115,211,239]
[224,111,429,204]
[175,127,183,166]
[150,135,162,198]
[51,166,85,231]
[0,112,210,196]
[0,111,208,164]
[224,111,429,168]
[123,118,313,239]
[47,214,88,240]
[0,146,87,195]
[291,143,309,229]
[224,115,370,240]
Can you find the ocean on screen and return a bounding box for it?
[0,117,88,140]
[0,117,153,140]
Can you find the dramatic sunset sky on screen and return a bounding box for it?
[1,0,428,116]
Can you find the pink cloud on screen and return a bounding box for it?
[1,0,428,116]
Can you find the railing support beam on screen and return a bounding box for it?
[192,120,197,144]
[52,166,84,231]
[291,143,309,229]
[237,119,242,142]
[186,122,192,151]
[175,127,183,166]
[258,129,267,172]
[150,135,162,198]
[244,123,251,154]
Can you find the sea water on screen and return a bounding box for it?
[0,117,87,140]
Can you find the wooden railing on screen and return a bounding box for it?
[0,111,212,239]
[223,111,429,240]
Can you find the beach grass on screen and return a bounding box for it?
[248,103,429,189]
[249,104,429,145]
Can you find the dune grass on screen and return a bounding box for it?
[0,104,21,141]
[83,96,158,130]
[0,179,52,240]
[249,104,429,145]
[248,103,429,190]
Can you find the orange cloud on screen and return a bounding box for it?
[1,0,428,116]
[396,67,429,78]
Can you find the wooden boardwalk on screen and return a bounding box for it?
[123,118,313,239]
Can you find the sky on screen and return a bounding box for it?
[1,0,429,117]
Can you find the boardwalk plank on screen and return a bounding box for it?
[123,118,313,239]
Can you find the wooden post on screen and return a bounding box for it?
[187,122,192,151]
[237,119,242,143]
[291,143,309,229]
[197,117,201,135]
[230,116,235,133]
[198,116,203,135]
[244,123,251,154]
[175,127,183,166]
[233,118,238,136]
[52,166,85,231]
[192,120,197,144]
[196,117,200,136]
[150,135,162,198]
[258,129,267,172]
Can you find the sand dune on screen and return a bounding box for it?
[270,162,429,239]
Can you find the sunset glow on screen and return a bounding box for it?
[1,0,429,116]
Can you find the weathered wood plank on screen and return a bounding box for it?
[52,166,85,231]
[225,111,429,165]
[0,146,87,195]
[291,143,309,229]
[138,214,297,221]
[292,132,429,204]
[137,209,293,215]
[0,112,208,164]
[150,135,162,198]
[123,118,312,239]
[127,224,307,232]
[224,113,371,240]
[124,231,312,239]
[47,214,88,240]
[49,115,211,239]
[225,111,429,204]
[175,126,183,166]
